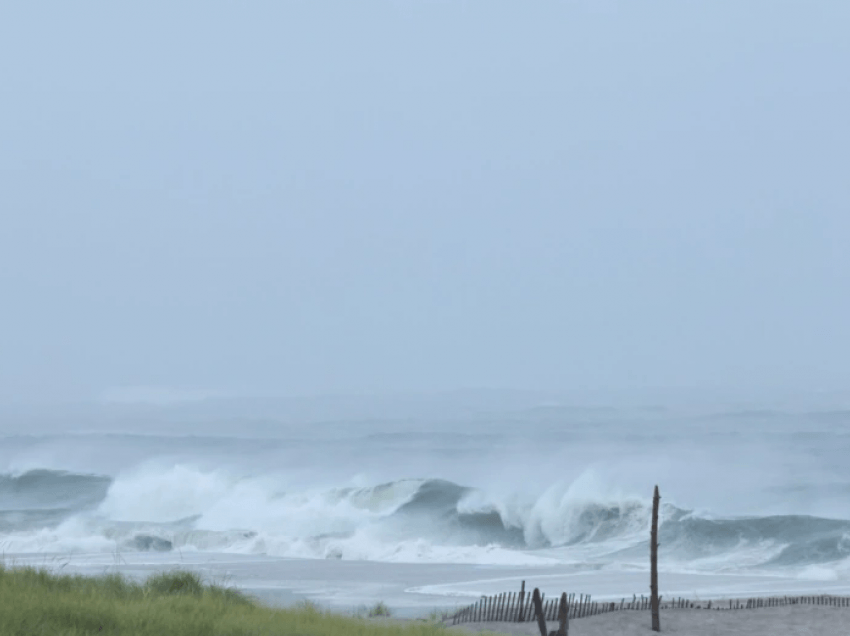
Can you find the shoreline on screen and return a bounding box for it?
[5,558,850,635]
[6,551,850,622]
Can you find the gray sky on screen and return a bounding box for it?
[1,2,848,404]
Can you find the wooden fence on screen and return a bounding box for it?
[450,582,850,626]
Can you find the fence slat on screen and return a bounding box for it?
[532,588,547,636]
[518,581,526,623]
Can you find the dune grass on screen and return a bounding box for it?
[367,601,393,617]
[0,561,469,636]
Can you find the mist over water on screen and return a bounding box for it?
[3,393,850,583]
[2,0,849,616]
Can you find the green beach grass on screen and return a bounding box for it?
[0,561,481,636]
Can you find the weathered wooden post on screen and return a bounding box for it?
[532,588,548,636]
[650,485,661,632]
[556,592,569,636]
[518,580,526,622]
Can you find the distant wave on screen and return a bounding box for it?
[0,470,111,508]
[0,470,111,532]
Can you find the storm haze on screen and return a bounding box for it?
[2,2,848,404]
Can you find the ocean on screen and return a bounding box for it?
[2,393,850,615]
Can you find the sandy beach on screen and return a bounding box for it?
[447,605,850,636]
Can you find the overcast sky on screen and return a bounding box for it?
[1,2,848,404]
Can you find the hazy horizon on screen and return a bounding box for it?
[2,2,849,406]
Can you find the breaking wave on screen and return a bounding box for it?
[2,467,850,576]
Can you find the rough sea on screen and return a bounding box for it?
[2,391,850,614]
